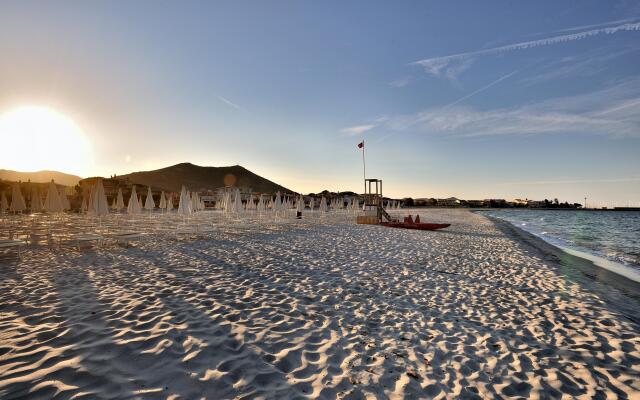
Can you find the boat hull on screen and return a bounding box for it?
[380,222,451,231]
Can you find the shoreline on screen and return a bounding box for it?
[484,214,640,323]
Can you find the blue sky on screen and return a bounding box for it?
[1,1,639,204]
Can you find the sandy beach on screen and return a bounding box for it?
[1,209,639,399]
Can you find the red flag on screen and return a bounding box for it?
[357,141,364,149]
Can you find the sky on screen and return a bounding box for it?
[1,1,639,205]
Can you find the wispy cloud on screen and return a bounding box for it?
[412,19,640,78]
[341,124,377,136]
[373,79,640,138]
[217,95,246,112]
[521,46,639,85]
[389,76,413,88]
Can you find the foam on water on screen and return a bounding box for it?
[479,209,640,283]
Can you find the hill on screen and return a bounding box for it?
[118,162,292,193]
[0,169,81,186]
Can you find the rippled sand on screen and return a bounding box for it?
[1,210,639,399]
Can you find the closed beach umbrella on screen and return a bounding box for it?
[116,188,125,210]
[144,186,155,210]
[127,185,142,214]
[10,182,26,212]
[296,194,305,213]
[167,193,174,210]
[81,196,88,213]
[0,192,8,213]
[308,197,314,211]
[274,191,282,212]
[159,191,166,209]
[111,195,118,210]
[91,178,110,216]
[30,186,42,212]
[257,194,265,212]
[43,180,64,213]
[233,188,243,213]
[319,196,327,212]
[178,185,192,215]
[58,187,71,210]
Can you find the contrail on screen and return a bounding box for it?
[217,96,246,112]
[412,19,640,72]
[444,69,519,108]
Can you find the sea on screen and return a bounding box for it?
[478,209,640,282]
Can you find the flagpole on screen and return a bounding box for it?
[362,140,366,194]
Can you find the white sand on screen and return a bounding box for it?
[1,209,639,399]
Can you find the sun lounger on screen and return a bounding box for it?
[0,239,27,258]
[111,231,145,247]
[71,233,104,250]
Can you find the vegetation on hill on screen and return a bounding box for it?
[117,162,291,194]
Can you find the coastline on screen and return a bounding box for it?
[483,213,640,323]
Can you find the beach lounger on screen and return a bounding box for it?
[71,233,104,250]
[0,239,27,258]
[111,231,145,247]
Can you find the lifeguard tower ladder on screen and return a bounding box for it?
[357,178,397,224]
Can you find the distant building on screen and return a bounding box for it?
[436,197,461,207]
[465,200,486,208]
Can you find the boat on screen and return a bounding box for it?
[380,221,450,231]
[380,215,450,231]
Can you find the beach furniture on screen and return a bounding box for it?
[111,231,145,247]
[71,233,104,250]
[0,239,27,258]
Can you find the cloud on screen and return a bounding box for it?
[340,124,377,136]
[412,19,640,78]
[217,96,246,112]
[389,76,413,88]
[377,79,640,138]
[520,46,639,85]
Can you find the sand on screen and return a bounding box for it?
[1,209,639,399]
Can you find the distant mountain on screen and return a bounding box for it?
[0,169,81,186]
[118,162,292,193]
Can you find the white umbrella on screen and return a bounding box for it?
[58,186,71,210]
[30,186,42,212]
[116,188,125,210]
[91,178,110,216]
[0,192,8,213]
[144,186,155,210]
[178,186,192,215]
[127,186,142,214]
[296,195,305,213]
[308,197,314,211]
[233,188,243,213]
[159,191,166,209]
[43,180,64,213]
[81,196,88,213]
[167,193,174,210]
[319,196,328,212]
[10,182,26,212]
[111,195,118,210]
[257,194,265,212]
[274,191,282,212]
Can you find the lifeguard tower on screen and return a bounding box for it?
[356,178,397,225]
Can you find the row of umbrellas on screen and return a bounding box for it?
[0,181,70,213]
[1,181,403,215]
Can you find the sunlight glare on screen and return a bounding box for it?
[0,106,92,176]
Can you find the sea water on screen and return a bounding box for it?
[479,209,640,282]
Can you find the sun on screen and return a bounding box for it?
[0,106,92,176]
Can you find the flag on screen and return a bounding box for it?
[357,141,364,149]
